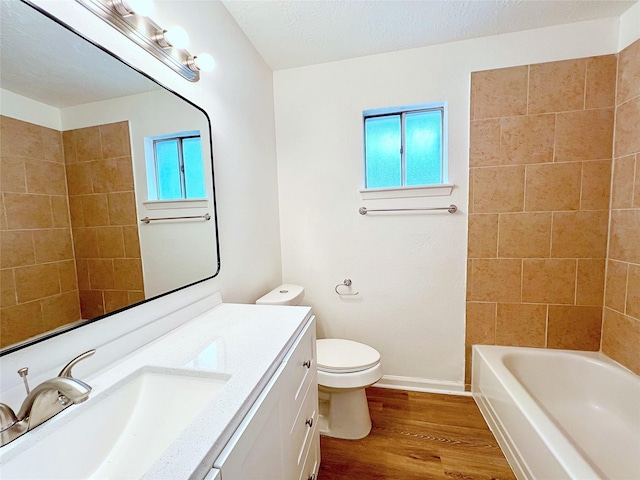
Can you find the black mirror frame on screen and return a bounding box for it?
[0,0,221,357]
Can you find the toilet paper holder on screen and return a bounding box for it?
[335,279,359,296]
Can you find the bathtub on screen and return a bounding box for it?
[472,345,640,480]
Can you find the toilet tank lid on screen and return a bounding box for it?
[256,284,304,306]
[317,339,381,373]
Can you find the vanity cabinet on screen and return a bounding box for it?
[213,316,319,480]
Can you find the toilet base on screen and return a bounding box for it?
[318,385,372,440]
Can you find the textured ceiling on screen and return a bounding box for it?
[0,0,158,108]
[2,0,635,105]
[221,0,636,70]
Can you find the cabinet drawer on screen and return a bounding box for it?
[282,318,316,426]
[290,376,319,470]
[290,320,316,403]
[298,428,320,480]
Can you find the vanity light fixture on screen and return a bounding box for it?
[110,0,154,17]
[160,26,189,49]
[187,53,216,73]
[75,0,214,81]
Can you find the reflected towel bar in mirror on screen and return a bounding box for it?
[140,213,212,224]
[359,205,457,215]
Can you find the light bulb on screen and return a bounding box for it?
[124,0,154,17]
[194,53,215,72]
[164,26,189,49]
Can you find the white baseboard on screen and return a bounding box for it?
[373,374,470,396]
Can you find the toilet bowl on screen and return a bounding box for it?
[316,338,383,439]
[256,285,383,440]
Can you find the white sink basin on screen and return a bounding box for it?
[0,367,230,479]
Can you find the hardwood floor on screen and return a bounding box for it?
[318,387,516,480]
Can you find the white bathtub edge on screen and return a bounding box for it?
[474,390,532,480]
[471,345,627,480]
[472,349,533,480]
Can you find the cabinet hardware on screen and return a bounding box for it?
[307,475,316,480]
[303,360,312,369]
[305,418,313,428]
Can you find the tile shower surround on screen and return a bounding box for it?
[602,39,640,374]
[1,116,81,347]
[63,121,144,320]
[0,118,144,348]
[466,40,640,383]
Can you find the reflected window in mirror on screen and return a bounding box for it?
[145,131,206,201]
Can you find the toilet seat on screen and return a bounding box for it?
[317,339,380,373]
[317,363,383,389]
[317,339,383,389]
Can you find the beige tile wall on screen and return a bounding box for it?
[602,39,640,375]
[62,121,144,319]
[466,55,617,384]
[1,115,81,348]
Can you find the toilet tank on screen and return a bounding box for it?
[256,285,305,306]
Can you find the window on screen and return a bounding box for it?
[363,103,446,190]
[145,132,206,201]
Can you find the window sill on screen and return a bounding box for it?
[359,184,454,200]
[143,199,209,210]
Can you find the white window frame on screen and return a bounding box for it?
[360,101,453,200]
[143,130,208,207]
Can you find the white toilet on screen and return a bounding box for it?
[256,284,383,440]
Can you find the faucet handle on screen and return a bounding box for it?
[58,349,96,378]
[0,403,18,431]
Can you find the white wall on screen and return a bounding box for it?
[0,88,62,130]
[30,0,282,304]
[273,17,621,389]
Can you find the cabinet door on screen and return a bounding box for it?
[215,362,286,480]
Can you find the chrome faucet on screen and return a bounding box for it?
[0,349,95,447]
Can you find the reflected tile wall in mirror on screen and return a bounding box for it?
[63,120,145,320]
[0,115,82,347]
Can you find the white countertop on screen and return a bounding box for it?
[0,302,312,480]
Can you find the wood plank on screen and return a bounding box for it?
[441,450,517,480]
[318,387,516,480]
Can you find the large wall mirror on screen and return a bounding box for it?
[0,0,220,354]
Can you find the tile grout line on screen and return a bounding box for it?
[526,65,530,116]
[544,304,549,348]
[623,263,630,316]
[517,142,526,309]
[583,61,588,110]
[633,153,639,218]
[601,52,621,346]
[574,258,579,306]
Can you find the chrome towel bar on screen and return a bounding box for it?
[359,205,457,215]
[140,213,211,224]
